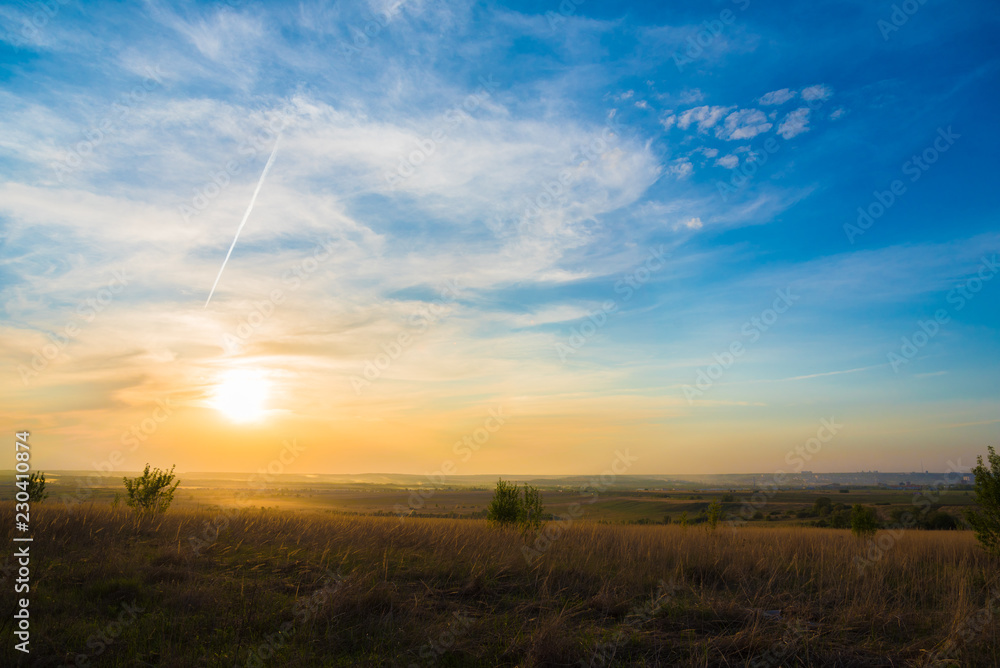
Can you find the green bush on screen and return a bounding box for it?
[486,478,545,534]
[850,504,879,537]
[123,464,180,517]
[25,472,47,503]
[965,446,1000,554]
[813,497,832,516]
[520,484,545,533]
[705,500,722,530]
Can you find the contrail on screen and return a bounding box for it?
[204,134,282,307]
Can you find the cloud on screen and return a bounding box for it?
[800,84,832,102]
[758,88,796,105]
[675,105,734,132]
[829,108,846,120]
[715,109,772,140]
[678,89,704,104]
[777,107,811,139]
[681,217,703,230]
[669,159,693,179]
[715,154,739,169]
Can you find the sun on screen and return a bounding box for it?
[210,370,270,423]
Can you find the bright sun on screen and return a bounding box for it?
[210,370,270,423]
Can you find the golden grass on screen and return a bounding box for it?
[1,502,997,666]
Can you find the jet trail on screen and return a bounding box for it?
[204,134,282,307]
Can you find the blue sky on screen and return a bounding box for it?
[1,0,998,474]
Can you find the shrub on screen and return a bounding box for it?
[25,472,47,503]
[123,464,180,517]
[965,446,1000,555]
[705,500,722,530]
[924,511,958,531]
[486,478,545,535]
[850,504,879,537]
[486,478,521,526]
[813,497,832,516]
[520,484,545,533]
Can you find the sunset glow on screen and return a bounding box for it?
[2,0,998,477]
[209,370,271,423]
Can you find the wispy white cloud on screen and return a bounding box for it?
[716,108,771,140]
[715,154,738,168]
[800,84,833,102]
[758,88,796,105]
[777,107,811,139]
[673,105,734,132]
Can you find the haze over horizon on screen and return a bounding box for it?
[2,1,998,476]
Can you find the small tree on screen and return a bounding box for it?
[487,479,546,535]
[813,497,832,516]
[123,464,179,517]
[520,484,545,534]
[26,472,48,503]
[965,446,1000,555]
[486,478,521,527]
[850,504,879,537]
[706,500,722,530]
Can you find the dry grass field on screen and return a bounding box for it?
[2,502,998,667]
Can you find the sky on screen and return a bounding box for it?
[1,0,998,476]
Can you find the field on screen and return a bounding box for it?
[2,496,998,667]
